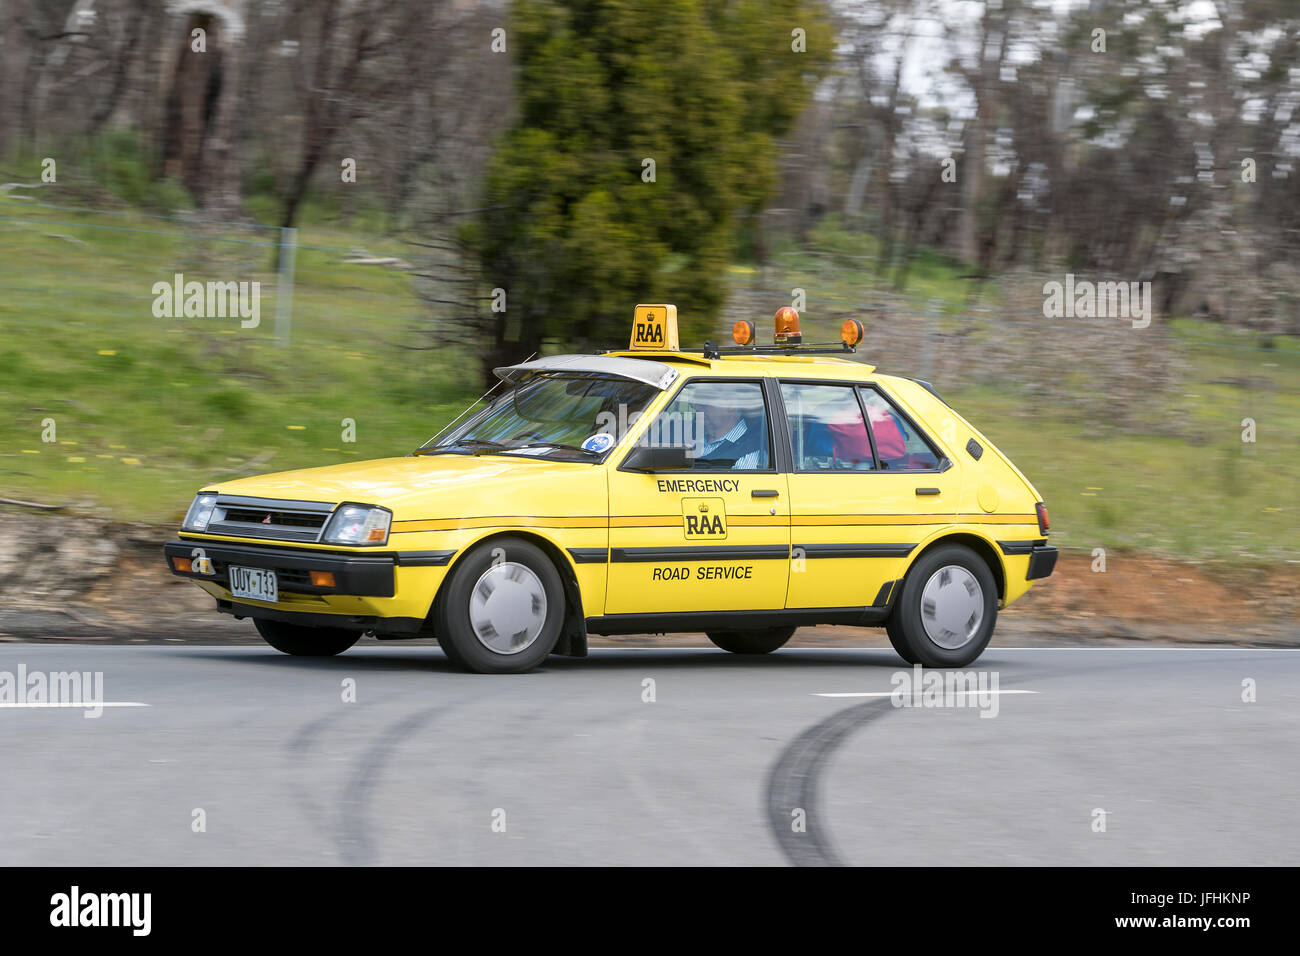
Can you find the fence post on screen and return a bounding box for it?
[275,226,297,346]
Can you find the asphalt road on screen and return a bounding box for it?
[1,644,1296,866]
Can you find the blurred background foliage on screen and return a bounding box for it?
[470,0,832,371]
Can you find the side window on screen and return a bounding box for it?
[654,380,771,471]
[859,389,942,471]
[779,383,875,471]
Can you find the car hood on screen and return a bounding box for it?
[207,453,602,520]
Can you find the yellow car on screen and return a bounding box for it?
[166,305,1056,672]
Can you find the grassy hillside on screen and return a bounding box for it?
[0,193,470,522]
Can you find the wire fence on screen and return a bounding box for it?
[0,198,430,351]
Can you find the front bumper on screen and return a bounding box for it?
[165,539,401,595]
[165,538,454,632]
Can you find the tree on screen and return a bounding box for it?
[468,0,833,385]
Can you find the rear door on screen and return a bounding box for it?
[604,378,790,614]
[780,381,960,610]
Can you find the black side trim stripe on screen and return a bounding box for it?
[395,550,457,567]
[794,543,916,559]
[567,548,609,564]
[587,606,890,635]
[997,539,1047,556]
[611,545,790,563]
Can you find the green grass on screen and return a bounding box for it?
[0,194,474,522]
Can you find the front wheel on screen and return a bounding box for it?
[706,626,796,655]
[885,544,997,667]
[254,618,362,657]
[435,537,565,673]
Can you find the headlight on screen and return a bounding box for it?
[322,504,392,546]
[182,493,218,532]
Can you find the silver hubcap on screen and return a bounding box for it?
[920,565,984,649]
[468,562,548,655]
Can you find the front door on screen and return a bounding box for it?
[605,378,790,614]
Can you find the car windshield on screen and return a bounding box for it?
[418,373,660,460]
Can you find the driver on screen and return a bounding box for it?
[695,399,765,470]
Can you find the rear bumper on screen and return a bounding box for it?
[997,539,1058,583]
[1025,544,1058,580]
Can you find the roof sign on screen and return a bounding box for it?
[630,304,679,351]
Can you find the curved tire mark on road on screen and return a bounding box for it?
[767,699,895,867]
[339,706,447,866]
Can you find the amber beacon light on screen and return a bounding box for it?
[773,307,802,345]
[841,318,865,347]
[732,319,755,346]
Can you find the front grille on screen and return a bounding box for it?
[206,495,336,543]
[221,508,328,530]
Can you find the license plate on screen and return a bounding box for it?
[229,566,278,603]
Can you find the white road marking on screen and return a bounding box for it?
[0,702,150,708]
[815,689,1039,698]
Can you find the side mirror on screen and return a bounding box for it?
[622,444,691,472]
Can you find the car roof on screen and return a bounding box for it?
[494,354,683,390]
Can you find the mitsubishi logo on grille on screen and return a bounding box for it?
[262,514,272,524]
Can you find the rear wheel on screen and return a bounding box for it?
[885,544,997,667]
[435,537,565,674]
[884,614,920,664]
[254,618,362,657]
[706,626,796,655]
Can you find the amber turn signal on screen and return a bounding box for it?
[773,307,801,345]
[310,571,337,588]
[172,557,192,572]
[841,318,865,346]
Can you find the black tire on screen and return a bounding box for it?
[254,618,362,657]
[884,614,921,664]
[435,537,565,674]
[706,626,796,655]
[885,544,997,667]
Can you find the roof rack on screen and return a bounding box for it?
[700,340,857,359]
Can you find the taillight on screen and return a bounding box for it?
[1035,502,1050,535]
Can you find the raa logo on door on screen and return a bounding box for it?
[682,497,727,539]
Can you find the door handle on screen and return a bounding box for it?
[915,487,941,496]
[752,489,780,498]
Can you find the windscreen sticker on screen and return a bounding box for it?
[582,432,617,453]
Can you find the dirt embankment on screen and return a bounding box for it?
[1,511,1296,646]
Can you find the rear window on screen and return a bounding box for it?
[858,389,943,471]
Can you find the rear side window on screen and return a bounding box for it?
[779,382,874,471]
[858,389,942,471]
